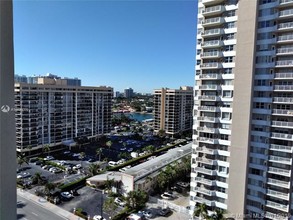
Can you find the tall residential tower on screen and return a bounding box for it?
[191,0,293,219]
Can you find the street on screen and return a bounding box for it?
[17,194,66,220]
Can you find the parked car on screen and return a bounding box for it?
[138,210,153,218]
[17,172,31,179]
[93,215,106,220]
[60,191,73,199]
[158,208,172,216]
[176,181,190,188]
[161,193,173,200]
[114,197,126,207]
[73,164,82,170]
[44,156,54,161]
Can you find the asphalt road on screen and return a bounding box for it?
[17,194,66,220]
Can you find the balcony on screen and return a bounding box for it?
[198,106,220,112]
[201,51,222,59]
[194,177,216,186]
[198,95,219,101]
[194,187,216,196]
[199,73,222,79]
[269,155,292,165]
[266,200,289,212]
[194,167,217,176]
[273,97,293,103]
[277,34,293,43]
[199,85,221,90]
[279,0,293,7]
[196,147,218,155]
[202,0,225,7]
[274,85,293,90]
[268,167,291,177]
[201,63,222,69]
[197,116,219,123]
[276,47,293,55]
[271,132,293,141]
[267,178,290,188]
[201,40,224,48]
[202,5,225,16]
[270,144,293,153]
[196,156,218,165]
[271,120,293,128]
[197,137,219,144]
[192,197,216,207]
[279,9,293,18]
[272,109,293,116]
[202,28,224,38]
[278,22,293,32]
[197,126,219,134]
[267,189,289,200]
[275,60,293,67]
[202,17,224,27]
[275,72,293,78]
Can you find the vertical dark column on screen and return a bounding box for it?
[0,0,16,219]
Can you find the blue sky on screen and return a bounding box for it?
[13,0,197,93]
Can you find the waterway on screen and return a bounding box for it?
[126,112,153,122]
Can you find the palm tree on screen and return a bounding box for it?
[88,163,100,176]
[27,145,32,157]
[103,197,118,219]
[43,144,50,156]
[106,140,112,149]
[32,172,43,185]
[156,171,169,192]
[96,148,103,162]
[44,182,55,196]
[104,178,115,192]
[125,190,148,211]
[193,203,209,220]
[17,153,28,169]
[210,209,226,220]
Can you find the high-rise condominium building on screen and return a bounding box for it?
[124,87,134,99]
[191,0,293,219]
[153,86,193,136]
[15,77,112,155]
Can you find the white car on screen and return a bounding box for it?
[57,160,67,166]
[17,172,31,179]
[176,181,190,188]
[114,197,126,207]
[161,193,173,200]
[60,191,73,199]
[73,164,82,170]
[44,156,54,161]
[93,215,106,220]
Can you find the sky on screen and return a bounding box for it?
[13,0,197,93]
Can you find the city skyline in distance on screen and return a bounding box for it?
[13,0,197,94]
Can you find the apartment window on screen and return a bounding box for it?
[223,80,233,85]
[217,187,226,193]
[258,8,275,17]
[258,20,273,29]
[220,134,229,140]
[255,79,266,86]
[223,90,232,97]
[226,22,235,29]
[259,0,275,4]
[226,10,236,17]
[247,199,262,209]
[225,56,233,63]
[255,102,265,109]
[221,123,230,129]
[225,45,234,51]
[224,68,233,74]
[218,166,226,173]
[197,39,202,45]
[196,60,201,65]
[197,49,201,55]
[249,168,262,176]
[225,33,235,40]
[222,112,231,120]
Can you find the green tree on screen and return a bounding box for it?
[17,153,28,169]
[96,148,103,162]
[156,171,169,192]
[44,182,55,196]
[143,145,155,154]
[43,144,50,156]
[88,163,100,176]
[27,145,32,157]
[104,178,115,191]
[106,141,112,149]
[158,129,165,137]
[32,172,43,185]
[125,190,148,211]
[103,197,118,219]
[193,203,209,220]
[210,209,226,220]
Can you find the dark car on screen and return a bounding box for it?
[158,208,172,216]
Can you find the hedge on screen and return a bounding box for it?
[58,176,88,191]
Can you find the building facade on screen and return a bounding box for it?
[124,87,134,99]
[15,79,112,154]
[153,87,193,136]
[191,0,293,219]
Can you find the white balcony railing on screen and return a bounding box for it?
[198,106,219,111]
[202,40,222,47]
[280,0,293,4]
[271,132,293,140]
[273,97,293,103]
[270,144,292,152]
[278,22,293,30]
[268,167,291,176]
[199,73,221,79]
[266,200,289,212]
[271,120,293,127]
[267,189,289,200]
[275,61,293,66]
[276,47,293,54]
[267,178,290,188]
[278,34,293,41]
[272,109,293,116]
[279,9,293,17]
[269,155,292,164]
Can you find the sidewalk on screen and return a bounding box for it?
[17,188,81,220]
